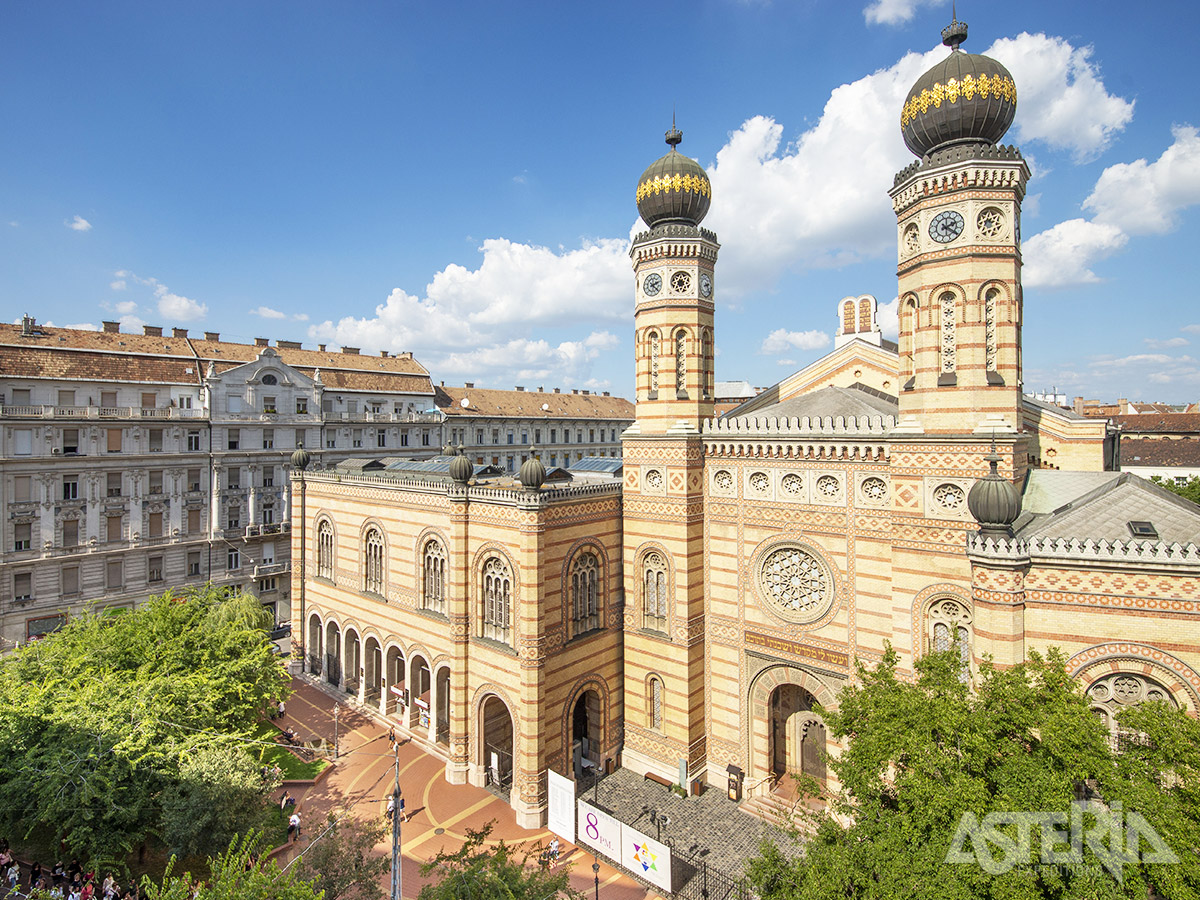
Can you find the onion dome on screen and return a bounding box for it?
[289,441,311,472]
[636,123,711,228]
[518,447,547,491]
[449,444,473,485]
[967,449,1021,538]
[900,15,1017,158]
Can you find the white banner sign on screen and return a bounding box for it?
[547,769,575,843]
[576,800,672,893]
[577,800,621,861]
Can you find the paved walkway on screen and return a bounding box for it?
[277,677,657,900]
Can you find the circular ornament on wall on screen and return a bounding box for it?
[643,273,662,296]
[933,482,966,511]
[861,476,887,502]
[903,223,920,255]
[757,544,834,624]
[781,473,803,496]
[977,207,1004,239]
[645,469,664,490]
[929,209,965,243]
[749,472,770,494]
[713,469,733,491]
[816,475,840,498]
[670,271,691,293]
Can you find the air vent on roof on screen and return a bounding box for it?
[1128,520,1159,539]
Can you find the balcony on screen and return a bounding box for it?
[329,411,442,424]
[253,561,291,579]
[0,405,205,420]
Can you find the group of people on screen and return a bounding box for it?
[0,841,137,900]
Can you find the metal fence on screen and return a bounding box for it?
[669,843,751,900]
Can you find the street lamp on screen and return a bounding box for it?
[592,860,600,900]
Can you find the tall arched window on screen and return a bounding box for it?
[858,296,872,333]
[648,330,660,393]
[701,328,713,399]
[1088,672,1178,751]
[423,539,446,614]
[675,329,687,393]
[928,597,971,680]
[364,527,385,595]
[482,556,512,644]
[648,675,663,730]
[643,552,668,632]
[842,300,855,335]
[571,552,600,635]
[317,520,334,579]
[940,291,957,374]
[985,287,999,371]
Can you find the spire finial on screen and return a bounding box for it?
[665,109,682,149]
[941,6,968,50]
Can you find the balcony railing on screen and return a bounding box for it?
[0,405,205,420]
[253,561,291,578]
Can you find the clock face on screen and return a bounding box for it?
[643,273,662,296]
[699,273,712,297]
[929,210,965,244]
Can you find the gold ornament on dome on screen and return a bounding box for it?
[636,172,713,203]
[900,73,1017,128]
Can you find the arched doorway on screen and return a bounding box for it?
[344,629,361,695]
[384,646,406,716]
[364,637,382,707]
[435,666,451,746]
[1088,671,1178,750]
[769,684,825,794]
[308,614,323,676]
[325,621,342,686]
[481,695,513,795]
[571,689,601,780]
[410,657,431,733]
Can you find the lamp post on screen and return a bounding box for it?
[391,745,403,900]
[290,442,311,670]
[333,703,341,758]
[592,859,600,900]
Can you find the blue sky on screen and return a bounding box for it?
[4,0,1199,404]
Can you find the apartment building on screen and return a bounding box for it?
[0,317,437,646]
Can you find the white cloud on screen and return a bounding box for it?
[1083,125,1200,235]
[113,300,139,315]
[760,328,830,355]
[1021,218,1127,287]
[293,313,309,322]
[252,306,288,320]
[863,0,945,26]
[1182,325,1200,335]
[118,271,208,322]
[1144,337,1189,350]
[110,279,126,291]
[877,296,900,340]
[63,322,99,331]
[994,34,1134,162]
[436,331,621,387]
[67,215,92,232]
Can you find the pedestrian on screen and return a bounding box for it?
[277,700,286,719]
[280,791,293,811]
[8,860,21,890]
[549,837,560,861]
[385,795,395,822]
[288,811,301,843]
[388,725,396,752]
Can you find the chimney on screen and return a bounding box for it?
[143,325,163,337]
[21,314,35,336]
[554,388,561,394]
[276,340,302,350]
[515,386,525,392]
[572,389,579,394]
[380,350,389,358]
[318,344,327,352]
[538,386,544,392]
[172,327,188,338]
[342,346,360,355]
[255,337,269,347]
[603,391,610,397]
[399,351,412,359]
[204,331,220,342]
[464,382,475,389]
[582,390,590,395]
[102,321,120,333]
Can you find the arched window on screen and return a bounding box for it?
[842,300,855,335]
[1088,672,1178,751]
[423,539,446,613]
[675,330,687,393]
[940,291,957,374]
[928,597,971,680]
[648,331,660,393]
[571,552,600,635]
[261,373,277,386]
[985,287,999,371]
[701,328,713,399]
[648,675,663,730]
[364,527,385,595]
[482,556,512,644]
[317,520,334,579]
[643,552,668,632]
[858,296,872,333]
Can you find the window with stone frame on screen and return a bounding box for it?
[570,551,601,635]
[422,538,447,614]
[317,520,334,579]
[364,528,385,595]
[928,597,971,681]
[648,330,660,392]
[940,291,957,374]
[481,556,512,644]
[642,551,668,632]
[1088,672,1178,751]
[648,675,664,731]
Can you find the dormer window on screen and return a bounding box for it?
[261,374,278,386]
[1128,521,1158,540]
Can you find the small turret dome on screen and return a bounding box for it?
[636,124,711,228]
[901,16,1017,158]
[290,442,311,472]
[449,445,473,485]
[518,447,546,491]
[968,450,1021,538]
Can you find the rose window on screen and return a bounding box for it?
[749,472,769,494]
[861,477,887,501]
[781,473,803,495]
[714,470,733,491]
[977,207,1003,239]
[816,475,840,497]
[645,469,664,489]
[670,271,691,293]
[933,483,965,510]
[759,546,831,618]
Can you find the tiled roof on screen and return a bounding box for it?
[1019,470,1120,516]
[1120,437,1200,467]
[731,384,898,421]
[435,385,634,420]
[0,323,432,393]
[1018,473,1200,545]
[1113,414,1200,435]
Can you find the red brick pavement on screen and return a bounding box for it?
[275,677,657,900]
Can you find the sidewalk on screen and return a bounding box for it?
[278,676,654,900]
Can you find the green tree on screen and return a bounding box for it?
[295,813,389,900]
[1149,475,1200,506]
[747,647,1200,900]
[0,587,290,865]
[141,831,325,900]
[418,823,582,900]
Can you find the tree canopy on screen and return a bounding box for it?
[295,812,389,900]
[140,831,324,900]
[0,587,291,865]
[417,823,581,900]
[1150,475,1200,506]
[748,648,1200,900]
